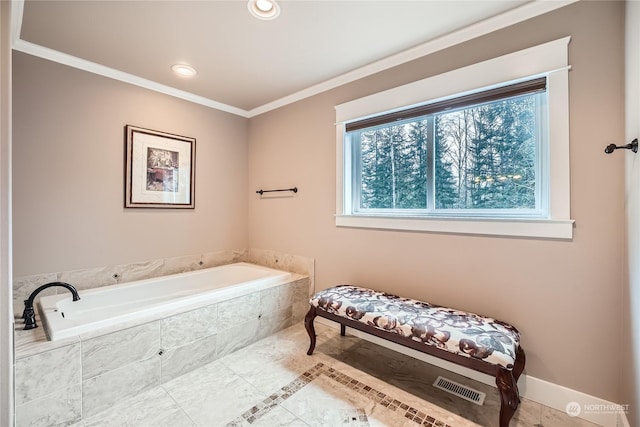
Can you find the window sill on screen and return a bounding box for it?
[335,215,574,239]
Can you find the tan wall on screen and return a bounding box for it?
[248,1,626,402]
[12,52,249,277]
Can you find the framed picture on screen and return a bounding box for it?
[125,125,195,208]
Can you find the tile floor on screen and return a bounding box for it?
[73,322,599,427]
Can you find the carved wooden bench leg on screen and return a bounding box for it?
[512,346,526,382]
[496,368,520,427]
[304,306,317,355]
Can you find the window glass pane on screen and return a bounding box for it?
[350,85,544,215]
[435,94,538,209]
[358,121,428,209]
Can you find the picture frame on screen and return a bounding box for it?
[125,125,195,209]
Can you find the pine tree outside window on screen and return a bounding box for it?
[347,79,546,218]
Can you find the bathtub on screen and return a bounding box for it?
[37,262,293,341]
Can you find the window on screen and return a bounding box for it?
[348,78,546,217]
[335,37,573,239]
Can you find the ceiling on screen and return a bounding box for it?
[14,0,567,117]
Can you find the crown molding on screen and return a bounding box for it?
[11,0,579,118]
[11,38,249,118]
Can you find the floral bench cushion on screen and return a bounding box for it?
[310,285,521,369]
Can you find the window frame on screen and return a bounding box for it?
[347,86,547,217]
[335,37,574,239]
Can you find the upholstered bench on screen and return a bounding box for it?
[304,285,525,427]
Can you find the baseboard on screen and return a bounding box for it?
[315,317,627,427]
[618,411,631,427]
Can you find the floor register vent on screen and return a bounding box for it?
[433,376,486,405]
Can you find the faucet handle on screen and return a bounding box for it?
[23,306,37,330]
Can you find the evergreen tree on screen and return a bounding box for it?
[433,116,457,208]
[405,120,428,209]
[356,92,538,212]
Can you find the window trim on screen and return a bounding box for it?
[335,37,574,239]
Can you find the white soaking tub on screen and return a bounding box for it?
[37,262,292,341]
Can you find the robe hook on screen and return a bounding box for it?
[605,139,638,154]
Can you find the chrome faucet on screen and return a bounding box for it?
[23,282,80,330]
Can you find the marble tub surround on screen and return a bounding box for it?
[12,248,249,317]
[12,247,316,318]
[15,342,81,406]
[14,275,308,358]
[14,342,82,427]
[14,276,312,426]
[248,248,315,289]
[81,322,160,380]
[14,312,80,359]
[71,322,595,427]
[246,248,315,337]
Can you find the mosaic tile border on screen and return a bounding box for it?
[227,362,453,427]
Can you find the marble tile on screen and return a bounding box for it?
[217,292,261,331]
[82,385,194,427]
[160,333,218,383]
[293,299,311,324]
[316,326,506,424]
[114,258,165,283]
[256,306,293,341]
[161,253,203,276]
[292,277,312,301]
[14,316,81,359]
[15,342,81,405]
[280,372,379,426]
[164,359,268,427]
[540,403,602,427]
[311,329,366,361]
[82,354,161,418]
[82,321,161,380]
[219,329,320,395]
[260,283,296,313]
[58,265,118,291]
[216,319,261,359]
[15,383,81,427]
[247,248,314,279]
[13,272,57,317]
[512,398,543,426]
[161,303,218,348]
[201,248,248,268]
[227,319,316,362]
[319,360,476,427]
[311,324,558,427]
[223,353,314,396]
[251,279,305,314]
[242,405,307,426]
[247,248,315,293]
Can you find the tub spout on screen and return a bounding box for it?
[23,282,80,330]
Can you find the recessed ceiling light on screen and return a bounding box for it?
[248,0,280,20]
[171,64,197,77]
